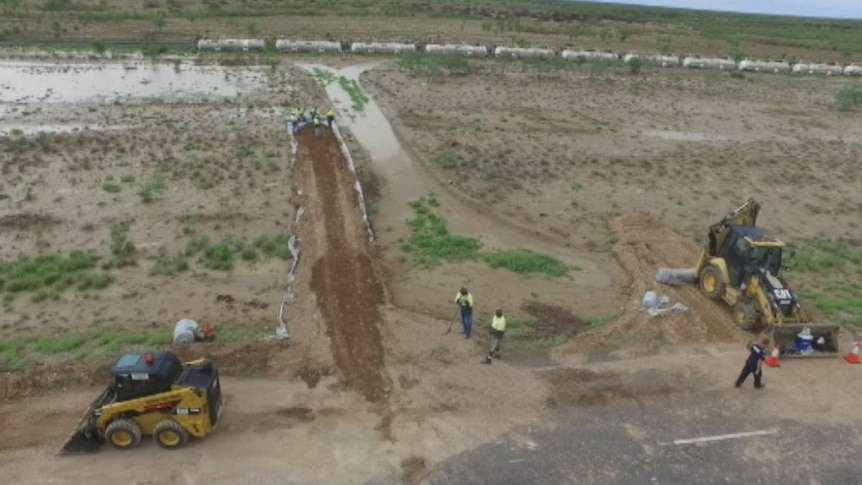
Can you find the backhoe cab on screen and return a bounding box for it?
[695,198,839,357]
[59,351,223,454]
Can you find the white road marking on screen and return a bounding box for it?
[658,429,779,446]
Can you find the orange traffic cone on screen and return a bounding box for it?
[204,321,214,340]
[845,343,861,364]
[766,346,780,368]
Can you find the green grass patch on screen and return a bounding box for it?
[0,250,113,294]
[252,234,292,260]
[101,182,121,193]
[482,249,568,277]
[0,341,25,372]
[584,313,621,329]
[203,240,235,271]
[120,175,136,183]
[786,238,862,273]
[400,196,482,267]
[313,67,336,85]
[799,289,862,326]
[30,335,87,354]
[337,76,370,112]
[507,334,571,350]
[400,195,567,276]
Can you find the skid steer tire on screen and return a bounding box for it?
[699,265,725,301]
[105,419,143,450]
[733,300,760,331]
[153,419,189,449]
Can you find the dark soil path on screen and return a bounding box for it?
[296,126,390,403]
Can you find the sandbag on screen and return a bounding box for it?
[655,268,697,286]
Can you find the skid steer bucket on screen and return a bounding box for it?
[58,386,112,455]
[770,324,841,358]
[58,408,100,455]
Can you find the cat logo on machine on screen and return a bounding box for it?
[773,288,792,304]
[176,408,202,415]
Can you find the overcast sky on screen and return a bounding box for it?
[581,1,862,19]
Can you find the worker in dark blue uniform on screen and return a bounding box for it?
[735,338,768,389]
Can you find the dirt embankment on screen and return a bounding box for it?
[294,126,391,403]
[560,213,749,359]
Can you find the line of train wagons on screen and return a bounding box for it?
[196,38,862,76]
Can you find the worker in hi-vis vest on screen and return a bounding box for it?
[454,287,475,338]
[482,308,507,364]
[326,109,335,128]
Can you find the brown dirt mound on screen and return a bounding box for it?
[560,213,747,357]
[297,126,390,403]
[0,363,108,403]
[170,341,288,375]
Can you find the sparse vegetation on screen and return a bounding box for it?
[102,182,121,193]
[106,222,136,268]
[398,53,477,81]
[182,234,292,271]
[337,76,370,112]
[0,251,113,295]
[137,177,167,203]
[434,148,460,169]
[149,249,189,276]
[835,86,862,111]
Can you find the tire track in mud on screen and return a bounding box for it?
[296,126,390,403]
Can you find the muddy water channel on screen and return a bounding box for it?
[0,60,266,104]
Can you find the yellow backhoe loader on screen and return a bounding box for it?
[695,198,840,357]
[59,351,223,454]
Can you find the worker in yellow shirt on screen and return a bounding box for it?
[326,109,335,128]
[482,308,506,364]
[313,115,322,138]
[454,287,474,338]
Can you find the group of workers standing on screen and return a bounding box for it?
[454,287,507,365]
[289,107,336,136]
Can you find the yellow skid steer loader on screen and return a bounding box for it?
[695,198,840,357]
[59,351,223,454]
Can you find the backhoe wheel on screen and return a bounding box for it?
[153,419,189,449]
[733,300,760,331]
[105,419,143,450]
[699,265,725,301]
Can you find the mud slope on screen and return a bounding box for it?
[295,126,390,403]
[561,213,748,358]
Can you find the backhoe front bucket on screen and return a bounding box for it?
[770,323,841,358]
